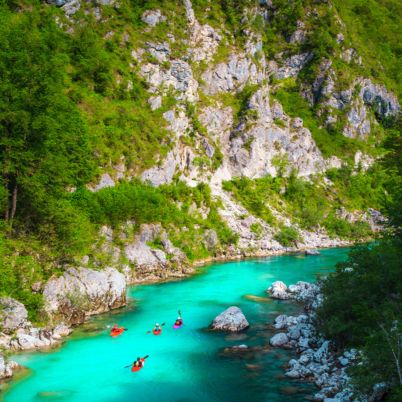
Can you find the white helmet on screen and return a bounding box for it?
[156,323,159,326]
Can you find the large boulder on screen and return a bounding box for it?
[0,297,30,333]
[43,267,126,325]
[210,307,249,332]
[267,281,290,300]
[0,354,19,380]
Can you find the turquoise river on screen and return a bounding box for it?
[3,248,350,402]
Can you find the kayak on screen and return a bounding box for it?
[131,359,145,372]
[110,327,124,337]
[173,321,183,329]
[153,329,162,336]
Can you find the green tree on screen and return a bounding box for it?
[0,7,95,230]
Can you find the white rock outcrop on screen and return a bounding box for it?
[210,306,249,332]
[0,354,19,380]
[43,267,126,324]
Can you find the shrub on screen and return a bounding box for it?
[274,225,300,247]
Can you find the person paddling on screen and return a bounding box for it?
[154,323,161,332]
[133,357,143,368]
[175,311,183,327]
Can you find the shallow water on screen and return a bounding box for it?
[4,248,349,402]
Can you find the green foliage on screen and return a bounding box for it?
[332,0,402,99]
[223,163,389,239]
[317,133,402,397]
[223,177,277,225]
[72,180,236,261]
[0,234,45,323]
[317,239,402,396]
[323,216,372,239]
[250,222,263,239]
[274,225,300,247]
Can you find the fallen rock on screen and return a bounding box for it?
[269,332,289,347]
[0,297,30,333]
[210,306,249,332]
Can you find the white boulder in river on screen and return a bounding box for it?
[210,307,249,332]
[43,267,127,325]
[267,281,291,300]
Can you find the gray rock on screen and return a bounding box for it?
[202,139,215,158]
[273,314,298,329]
[288,327,301,340]
[43,267,126,325]
[0,354,19,380]
[148,96,162,111]
[269,332,289,347]
[267,281,290,299]
[141,9,166,26]
[91,173,115,192]
[52,323,73,339]
[210,306,249,332]
[146,41,170,62]
[275,52,313,79]
[314,340,330,362]
[203,229,218,251]
[202,53,264,95]
[305,249,320,255]
[61,0,80,17]
[360,78,400,117]
[0,298,29,332]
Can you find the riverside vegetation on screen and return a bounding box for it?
[0,0,401,398]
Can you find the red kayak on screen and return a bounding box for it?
[110,327,125,337]
[131,359,145,372]
[153,329,162,336]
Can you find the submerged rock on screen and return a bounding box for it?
[210,306,249,332]
[305,249,320,256]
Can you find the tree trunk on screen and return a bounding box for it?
[10,185,17,222]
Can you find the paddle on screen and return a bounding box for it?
[124,355,149,368]
[146,323,166,334]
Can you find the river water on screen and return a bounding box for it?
[4,248,349,402]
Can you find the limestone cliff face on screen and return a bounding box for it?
[79,0,393,254]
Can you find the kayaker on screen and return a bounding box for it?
[154,323,161,332]
[133,357,143,368]
[175,311,183,326]
[112,324,119,331]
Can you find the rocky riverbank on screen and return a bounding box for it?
[0,241,346,382]
[267,281,355,401]
[265,280,386,402]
